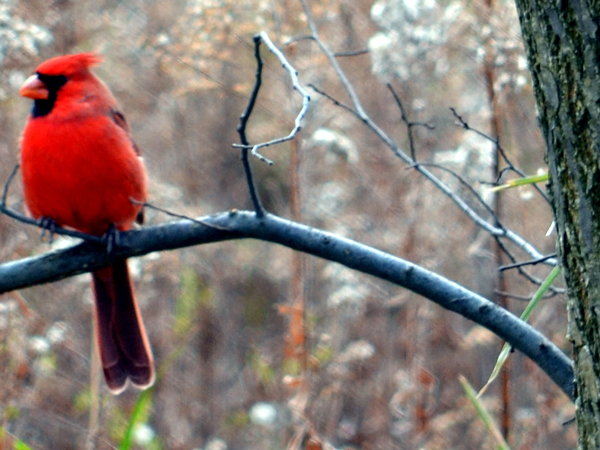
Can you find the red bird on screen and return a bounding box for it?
[19,53,154,394]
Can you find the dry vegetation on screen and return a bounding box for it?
[0,0,575,448]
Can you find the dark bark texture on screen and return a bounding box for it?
[514,0,600,447]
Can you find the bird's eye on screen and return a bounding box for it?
[37,73,68,92]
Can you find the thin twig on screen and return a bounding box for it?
[130,199,231,231]
[333,49,369,57]
[387,84,434,161]
[1,163,19,206]
[310,83,555,260]
[232,32,311,165]
[450,107,550,203]
[307,84,356,115]
[0,205,102,243]
[494,289,559,302]
[412,161,561,290]
[499,254,558,272]
[492,233,563,293]
[409,161,503,226]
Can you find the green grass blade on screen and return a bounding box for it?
[118,388,154,450]
[459,375,511,450]
[489,173,548,192]
[478,265,561,396]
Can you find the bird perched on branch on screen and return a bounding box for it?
[19,53,154,394]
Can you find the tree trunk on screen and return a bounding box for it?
[514,1,600,447]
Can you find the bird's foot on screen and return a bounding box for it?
[102,224,121,255]
[38,217,59,244]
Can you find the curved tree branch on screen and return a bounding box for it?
[0,210,574,400]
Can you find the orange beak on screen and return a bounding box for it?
[20,75,49,100]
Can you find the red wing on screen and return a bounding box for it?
[111,108,145,224]
[111,108,142,157]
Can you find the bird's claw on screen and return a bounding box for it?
[38,217,58,244]
[102,224,121,255]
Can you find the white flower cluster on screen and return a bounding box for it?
[369,0,461,82]
[0,3,52,63]
[0,0,53,100]
[0,2,52,99]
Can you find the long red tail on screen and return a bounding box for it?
[91,260,154,394]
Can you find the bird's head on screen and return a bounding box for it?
[20,53,104,117]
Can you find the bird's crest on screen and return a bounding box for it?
[35,53,103,77]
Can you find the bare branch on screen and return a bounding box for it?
[492,230,563,292]
[412,162,561,290]
[307,84,356,115]
[130,199,230,231]
[333,49,369,58]
[499,254,559,272]
[494,289,560,301]
[387,84,434,161]
[2,163,19,206]
[232,32,311,165]
[409,161,500,225]
[450,107,550,204]
[236,35,266,216]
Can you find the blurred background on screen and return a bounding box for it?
[0,0,574,448]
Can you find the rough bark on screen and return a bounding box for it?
[514,0,600,447]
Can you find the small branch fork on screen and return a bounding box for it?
[387,84,434,162]
[234,32,311,217]
[449,107,550,203]
[444,109,557,287]
[406,160,560,293]
[234,31,311,165]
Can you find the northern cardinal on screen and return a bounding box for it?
[19,53,154,394]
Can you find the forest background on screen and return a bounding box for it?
[0,0,573,449]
